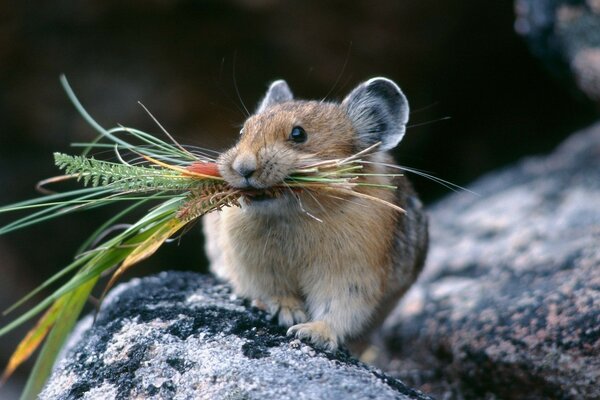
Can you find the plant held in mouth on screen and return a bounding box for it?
[0,76,406,399]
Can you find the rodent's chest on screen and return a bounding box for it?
[220,198,395,273]
[229,213,317,262]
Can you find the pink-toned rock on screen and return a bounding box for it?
[381,122,600,399]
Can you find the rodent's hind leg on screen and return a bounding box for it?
[262,296,308,327]
[287,321,337,351]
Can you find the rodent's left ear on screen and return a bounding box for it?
[256,80,294,113]
[342,77,409,151]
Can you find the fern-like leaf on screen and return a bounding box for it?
[54,153,199,192]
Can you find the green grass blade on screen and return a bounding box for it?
[79,133,103,158]
[0,192,165,315]
[1,297,67,385]
[2,253,94,317]
[0,187,109,213]
[75,196,155,254]
[19,277,98,400]
[108,126,196,163]
[0,188,114,235]
[0,204,180,337]
[61,76,198,166]
[60,75,131,150]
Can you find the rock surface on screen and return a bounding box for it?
[381,122,600,399]
[38,122,600,399]
[515,0,600,104]
[41,272,430,400]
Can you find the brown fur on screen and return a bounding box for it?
[203,91,428,351]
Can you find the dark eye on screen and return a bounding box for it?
[290,126,307,143]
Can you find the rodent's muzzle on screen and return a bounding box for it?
[232,154,257,182]
[219,148,289,191]
[218,151,290,205]
[217,150,261,189]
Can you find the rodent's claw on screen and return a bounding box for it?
[266,296,307,327]
[277,305,308,327]
[287,321,338,351]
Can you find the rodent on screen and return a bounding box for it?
[203,77,428,352]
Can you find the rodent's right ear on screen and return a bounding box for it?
[256,80,294,113]
[342,77,409,151]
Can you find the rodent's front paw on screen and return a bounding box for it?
[266,296,307,327]
[287,321,338,351]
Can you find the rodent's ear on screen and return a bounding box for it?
[342,77,409,151]
[256,80,294,113]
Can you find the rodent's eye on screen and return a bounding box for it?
[289,126,307,143]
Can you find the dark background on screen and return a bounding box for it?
[0,1,597,396]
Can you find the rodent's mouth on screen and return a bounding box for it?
[244,191,277,203]
[242,188,284,204]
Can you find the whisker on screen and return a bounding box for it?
[232,52,250,117]
[361,160,477,195]
[321,41,352,102]
[407,116,451,129]
[409,101,441,114]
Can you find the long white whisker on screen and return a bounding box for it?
[361,160,477,195]
[406,116,451,129]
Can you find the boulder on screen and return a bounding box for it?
[41,272,431,400]
[381,122,600,399]
[36,121,600,399]
[515,0,600,104]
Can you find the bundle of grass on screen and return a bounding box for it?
[0,77,412,398]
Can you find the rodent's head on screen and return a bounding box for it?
[217,77,409,204]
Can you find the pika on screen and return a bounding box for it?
[203,77,428,351]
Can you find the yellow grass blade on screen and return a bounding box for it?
[140,154,223,180]
[0,298,66,385]
[98,218,188,306]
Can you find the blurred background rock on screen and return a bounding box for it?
[0,0,598,396]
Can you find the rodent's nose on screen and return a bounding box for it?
[232,155,257,179]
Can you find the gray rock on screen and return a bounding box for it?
[381,122,600,399]
[41,272,430,400]
[515,0,600,104]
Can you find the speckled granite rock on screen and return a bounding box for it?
[515,0,600,104]
[40,272,430,400]
[381,122,600,399]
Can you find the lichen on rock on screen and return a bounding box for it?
[40,272,430,400]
